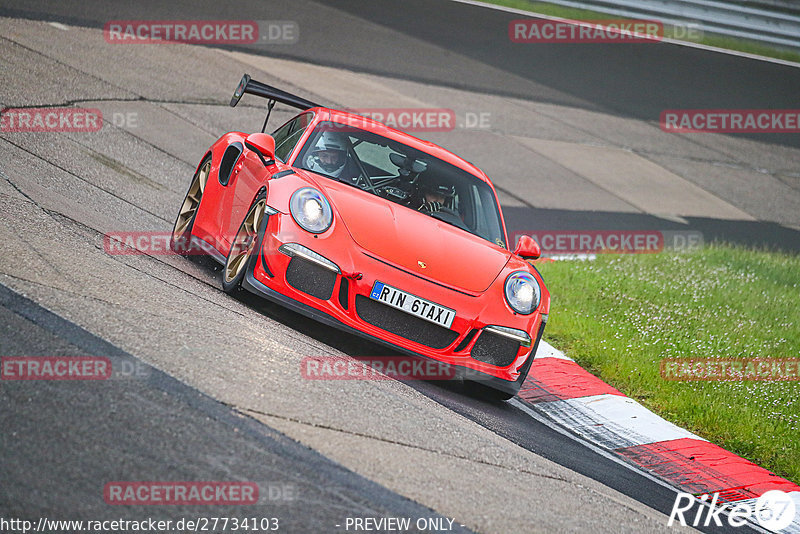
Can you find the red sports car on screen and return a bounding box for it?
[171,74,549,400]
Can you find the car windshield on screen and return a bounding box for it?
[296,121,506,248]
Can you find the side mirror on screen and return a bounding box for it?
[245,133,276,165]
[514,235,541,260]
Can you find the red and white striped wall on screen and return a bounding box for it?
[519,342,800,533]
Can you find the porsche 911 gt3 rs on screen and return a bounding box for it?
[171,74,549,400]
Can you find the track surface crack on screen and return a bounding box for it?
[237,405,570,484]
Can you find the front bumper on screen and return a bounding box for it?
[243,210,547,390]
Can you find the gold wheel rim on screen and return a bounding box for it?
[224,199,266,284]
[173,160,210,241]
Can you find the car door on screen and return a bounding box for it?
[218,112,315,248]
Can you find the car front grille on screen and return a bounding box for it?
[285,257,337,300]
[355,295,459,349]
[470,329,521,367]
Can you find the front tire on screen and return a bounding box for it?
[222,192,267,293]
[171,156,211,255]
[473,382,515,401]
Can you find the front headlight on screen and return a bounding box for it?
[290,187,333,233]
[504,271,540,315]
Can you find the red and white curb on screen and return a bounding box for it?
[513,341,800,533]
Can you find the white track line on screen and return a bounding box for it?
[510,398,774,534]
[510,397,681,491]
[533,340,575,361]
[520,342,788,532]
[537,393,705,449]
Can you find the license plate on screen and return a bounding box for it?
[369,281,455,329]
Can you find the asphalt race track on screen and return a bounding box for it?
[0,284,472,533]
[1,1,797,532]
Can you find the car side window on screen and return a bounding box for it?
[272,112,313,162]
[352,142,398,178]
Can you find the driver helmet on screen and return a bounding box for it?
[307,131,350,178]
[420,177,456,209]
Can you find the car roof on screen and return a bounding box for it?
[309,107,492,185]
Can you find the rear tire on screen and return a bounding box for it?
[222,192,268,293]
[171,156,211,255]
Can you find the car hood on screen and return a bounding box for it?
[320,179,511,293]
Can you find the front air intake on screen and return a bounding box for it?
[285,257,337,300]
[470,330,520,367]
[355,295,459,349]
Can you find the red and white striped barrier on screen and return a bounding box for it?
[520,342,800,532]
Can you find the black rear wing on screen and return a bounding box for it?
[230,73,319,110]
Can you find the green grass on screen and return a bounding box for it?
[489,0,800,63]
[536,244,800,483]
